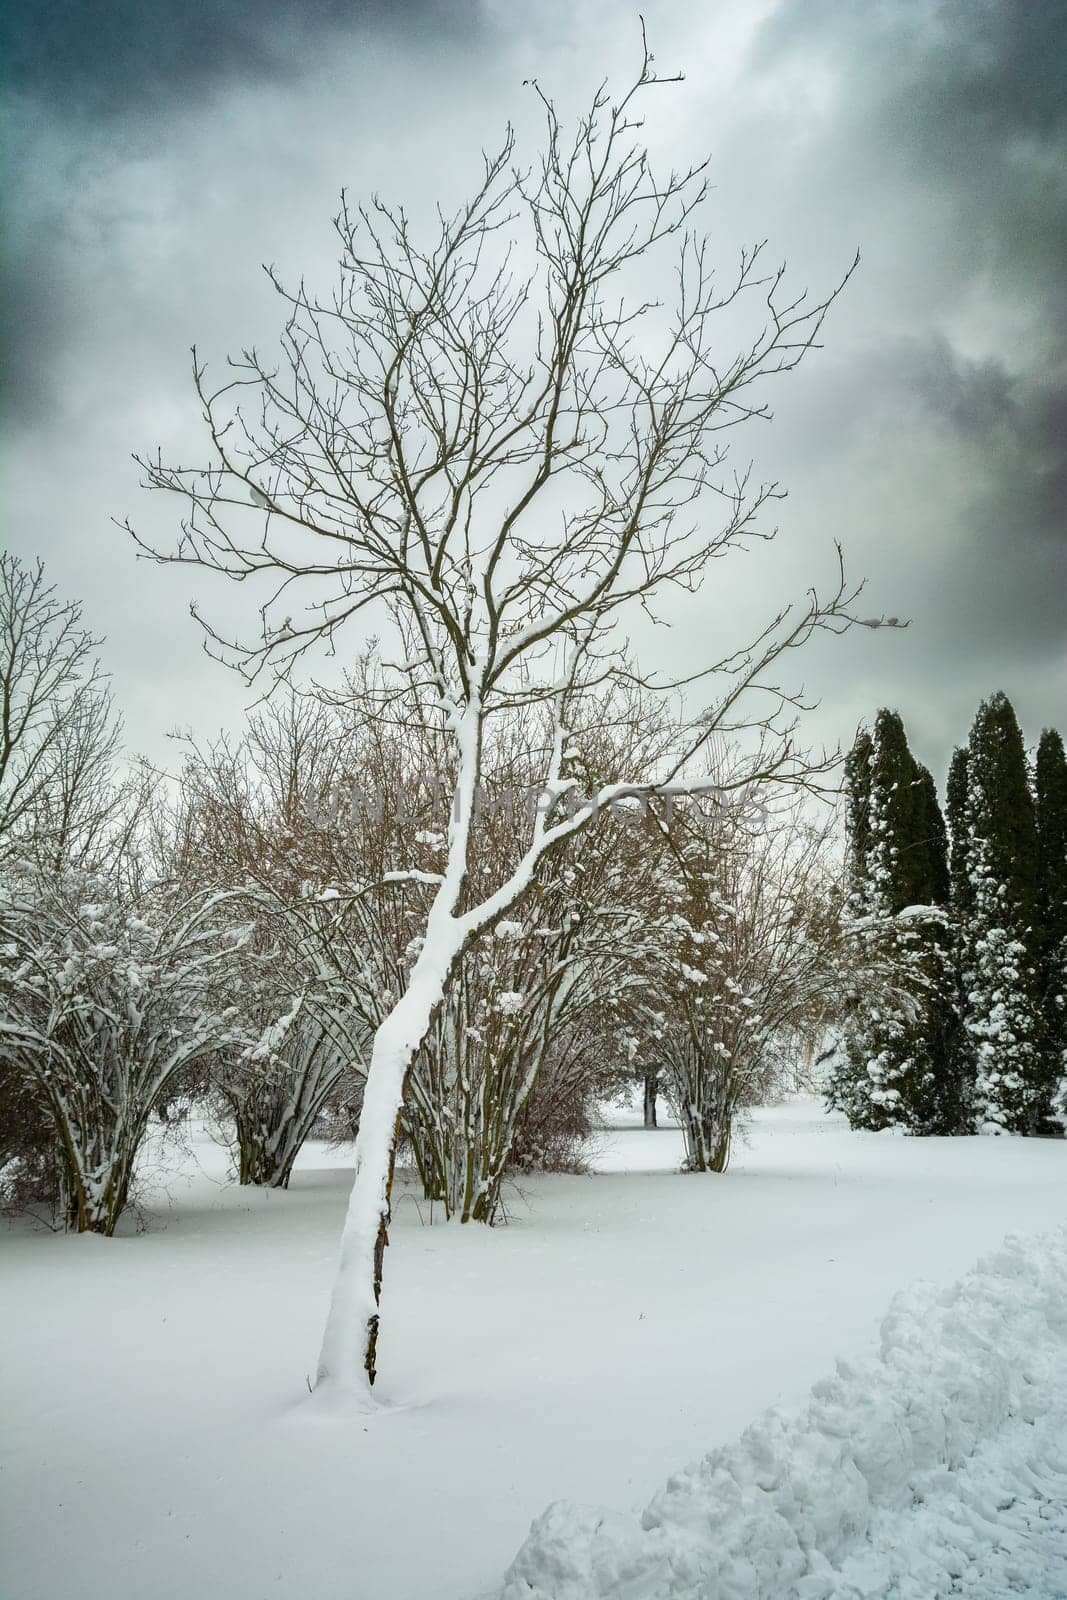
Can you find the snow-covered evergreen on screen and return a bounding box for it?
[1035,728,1067,1125]
[957,693,1047,1135]
[830,711,959,1133]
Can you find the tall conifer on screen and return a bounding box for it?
[960,692,1045,1133]
[830,712,958,1131]
[916,765,950,907]
[1035,728,1067,1123]
[946,747,972,916]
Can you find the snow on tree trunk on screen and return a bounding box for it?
[315,930,462,1395]
[677,1051,731,1173]
[316,694,485,1395]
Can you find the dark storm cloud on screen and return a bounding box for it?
[860,336,1067,565]
[0,199,65,418]
[908,343,1067,551]
[0,0,485,415]
[738,0,1067,759]
[1,0,480,117]
[1,0,1063,769]
[752,0,1067,380]
[756,0,1066,125]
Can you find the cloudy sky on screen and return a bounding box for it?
[3,0,1064,784]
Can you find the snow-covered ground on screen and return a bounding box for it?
[3,1100,1067,1600]
[503,1228,1067,1598]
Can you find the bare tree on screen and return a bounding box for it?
[129,45,882,1401]
[0,553,124,867]
[161,696,385,1183]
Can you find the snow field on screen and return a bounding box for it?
[501,1229,1067,1599]
[3,1102,1067,1600]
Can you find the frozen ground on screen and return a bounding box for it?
[503,1229,1067,1598]
[3,1100,1067,1600]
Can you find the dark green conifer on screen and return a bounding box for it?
[916,765,950,908]
[830,712,960,1133]
[960,692,1045,1133]
[1035,727,1067,1124]
[946,746,972,916]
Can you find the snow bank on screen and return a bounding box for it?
[500,1229,1067,1599]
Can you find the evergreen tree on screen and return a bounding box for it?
[916,765,950,907]
[959,692,1045,1133]
[914,760,967,1130]
[844,730,874,898]
[828,729,877,1128]
[946,746,972,915]
[944,744,977,1117]
[1035,728,1067,1122]
[868,709,922,915]
[830,712,958,1132]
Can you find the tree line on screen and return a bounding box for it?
[0,554,874,1242]
[828,696,1066,1136]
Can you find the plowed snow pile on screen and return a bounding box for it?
[501,1230,1067,1599]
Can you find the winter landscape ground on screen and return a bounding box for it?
[4,1097,1067,1600]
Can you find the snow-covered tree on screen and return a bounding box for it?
[0,553,129,871]
[829,711,960,1133]
[1034,727,1067,1123]
[0,865,247,1233]
[642,791,842,1172]
[132,46,880,1399]
[165,694,408,1184]
[401,696,674,1219]
[957,692,1046,1134]
[222,997,358,1188]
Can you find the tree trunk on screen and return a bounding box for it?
[707,1110,732,1173]
[642,1069,658,1129]
[315,937,460,1399]
[678,1056,732,1174]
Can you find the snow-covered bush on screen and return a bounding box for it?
[641,797,841,1172]
[165,692,414,1184]
[400,708,673,1220]
[220,991,367,1189]
[404,874,643,1220]
[0,864,248,1233]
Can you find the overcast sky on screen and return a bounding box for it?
[3,0,1064,785]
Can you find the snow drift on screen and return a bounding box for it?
[500,1229,1067,1599]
